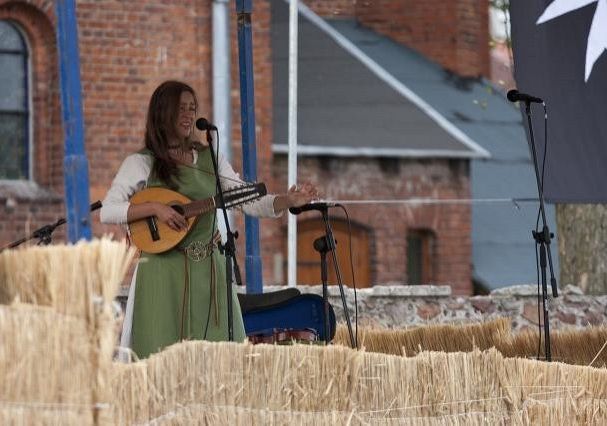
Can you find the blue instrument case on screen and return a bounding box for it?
[239,291,336,342]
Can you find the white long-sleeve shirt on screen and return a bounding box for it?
[100,150,280,224]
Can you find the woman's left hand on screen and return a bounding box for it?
[286,182,319,208]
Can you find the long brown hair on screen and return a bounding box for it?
[144,80,197,188]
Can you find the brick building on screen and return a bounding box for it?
[0,0,492,295]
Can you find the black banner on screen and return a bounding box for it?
[510,0,607,202]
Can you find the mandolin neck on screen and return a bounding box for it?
[182,196,217,219]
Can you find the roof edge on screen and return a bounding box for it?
[290,0,491,160]
[273,144,485,159]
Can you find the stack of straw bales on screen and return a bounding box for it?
[499,327,607,366]
[112,339,607,424]
[334,319,607,367]
[334,318,512,356]
[0,239,134,425]
[3,239,607,424]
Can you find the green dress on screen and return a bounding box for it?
[131,148,245,359]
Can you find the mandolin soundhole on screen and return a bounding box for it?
[146,217,160,241]
[170,204,185,216]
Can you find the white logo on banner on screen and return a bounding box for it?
[537,0,607,82]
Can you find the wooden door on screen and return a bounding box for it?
[296,218,371,288]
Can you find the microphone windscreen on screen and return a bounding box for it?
[196,117,210,130]
[506,89,519,102]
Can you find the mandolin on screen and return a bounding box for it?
[128,182,266,254]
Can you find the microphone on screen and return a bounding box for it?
[507,89,543,104]
[289,202,337,215]
[195,117,218,131]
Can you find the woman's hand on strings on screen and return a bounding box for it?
[154,203,188,232]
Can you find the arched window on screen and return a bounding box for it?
[0,20,30,180]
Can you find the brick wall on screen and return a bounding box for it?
[75,0,215,214]
[355,0,490,78]
[304,0,356,18]
[265,157,472,295]
[0,1,65,243]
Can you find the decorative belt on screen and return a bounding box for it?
[177,231,222,339]
[177,231,221,262]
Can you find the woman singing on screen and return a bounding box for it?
[101,80,317,359]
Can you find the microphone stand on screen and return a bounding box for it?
[0,201,103,252]
[204,129,241,342]
[525,101,558,362]
[313,206,356,348]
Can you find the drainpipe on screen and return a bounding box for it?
[287,0,299,287]
[213,0,233,242]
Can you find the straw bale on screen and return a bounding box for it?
[143,340,362,416]
[113,342,513,421]
[0,238,134,323]
[351,349,508,418]
[334,318,511,356]
[0,304,93,406]
[144,404,357,425]
[140,401,607,425]
[112,339,607,424]
[521,398,607,425]
[363,411,516,425]
[135,403,518,426]
[111,361,150,425]
[0,239,135,426]
[498,355,607,410]
[336,320,607,369]
[497,326,607,367]
[0,406,93,425]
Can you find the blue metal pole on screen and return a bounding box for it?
[235,0,263,293]
[55,0,92,242]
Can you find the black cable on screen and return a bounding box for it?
[202,209,219,341]
[541,102,548,187]
[338,204,358,349]
[535,239,542,360]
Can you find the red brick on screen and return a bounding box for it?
[355,0,489,78]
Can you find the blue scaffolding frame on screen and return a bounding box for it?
[56,0,92,242]
[235,0,263,293]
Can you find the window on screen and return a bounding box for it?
[407,229,435,285]
[0,20,30,180]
